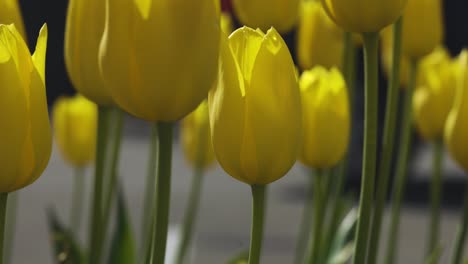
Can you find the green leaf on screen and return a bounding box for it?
[226,250,249,264]
[327,207,358,264]
[107,187,136,264]
[46,208,85,264]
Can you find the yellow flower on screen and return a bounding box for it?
[299,67,350,168]
[220,12,234,34]
[401,0,444,59]
[53,95,98,167]
[232,0,300,33]
[0,0,26,39]
[321,0,407,33]
[414,48,455,140]
[99,0,220,122]
[380,25,411,87]
[297,1,343,70]
[65,0,113,105]
[445,50,468,171]
[181,101,214,169]
[0,24,51,193]
[209,27,302,185]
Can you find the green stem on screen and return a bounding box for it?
[88,105,111,264]
[385,59,418,264]
[293,177,314,264]
[248,185,267,264]
[4,192,17,264]
[175,167,204,264]
[367,17,403,264]
[0,193,8,264]
[70,167,85,232]
[352,32,379,264]
[149,122,174,264]
[451,182,468,264]
[427,138,444,258]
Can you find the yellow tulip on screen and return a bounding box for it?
[0,0,26,39]
[445,50,468,171]
[209,27,302,185]
[65,0,113,105]
[297,1,343,70]
[232,0,300,33]
[181,101,214,169]
[0,24,51,193]
[299,67,350,168]
[414,48,455,140]
[220,12,234,34]
[321,0,407,33]
[401,0,444,59]
[99,0,220,122]
[53,95,98,167]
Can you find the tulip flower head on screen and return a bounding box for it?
[209,27,302,185]
[181,101,215,169]
[299,67,350,169]
[232,0,300,33]
[321,0,407,33]
[99,0,220,122]
[0,24,51,193]
[0,0,26,39]
[445,50,468,171]
[53,95,98,167]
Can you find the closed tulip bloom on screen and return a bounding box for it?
[321,0,407,33]
[445,50,468,171]
[0,24,51,193]
[100,0,220,122]
[401,0,444,59]
[297,1,343,70]
[181,101,214,169]
[53,95,98,167]
[209,27,301,185]
[65,0,112,105]
[299,67,350,168]
[0,0,26,39]
[232,0,300,33]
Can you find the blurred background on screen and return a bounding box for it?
[9,0,468,263]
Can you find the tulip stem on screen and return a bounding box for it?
[4,192,17,264]
[89,105,111,264]
[427,138,444,259]
[367,16,403,264]
[149,122,174,264]
[0,193,8,264]
[451,182,468,264]
[385,59,418,264]
[294,177,314,264]
[70,167,85,233]
[352,31,379,264]
[248,184,266,264]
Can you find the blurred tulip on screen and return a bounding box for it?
[0,0,26,39]
[53,95,98,167]
[299,67,350,169]
[401,0,444,59]
[321,0,407,33]
[232,0,300,33]
[100,0,220,122]
[381,25,411,87]
[0,24,51,193]
[65,0,113,105]
[297,1,343,70]
[220,12,234,34]
[181,101,215,169]
[445,50,468,171]
[414,48,455,140]
[209,27,301,185]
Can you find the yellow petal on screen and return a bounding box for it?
[32,24,48,84]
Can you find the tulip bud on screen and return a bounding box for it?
[414,48,455,141]
[444,50,468,171]
[232,0,300,33]
[299,67,350,169]
[0,0,26,39]
[401,0,444,59]
[321,0,407,33]
[209,27,302,185]
[99,0,220,122]
[297,1,343,70]
[53,95,98,167]
[65,0,113,105]
[0,24,51,193]
[181,101,214,169]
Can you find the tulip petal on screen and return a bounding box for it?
[32,24,48,84]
